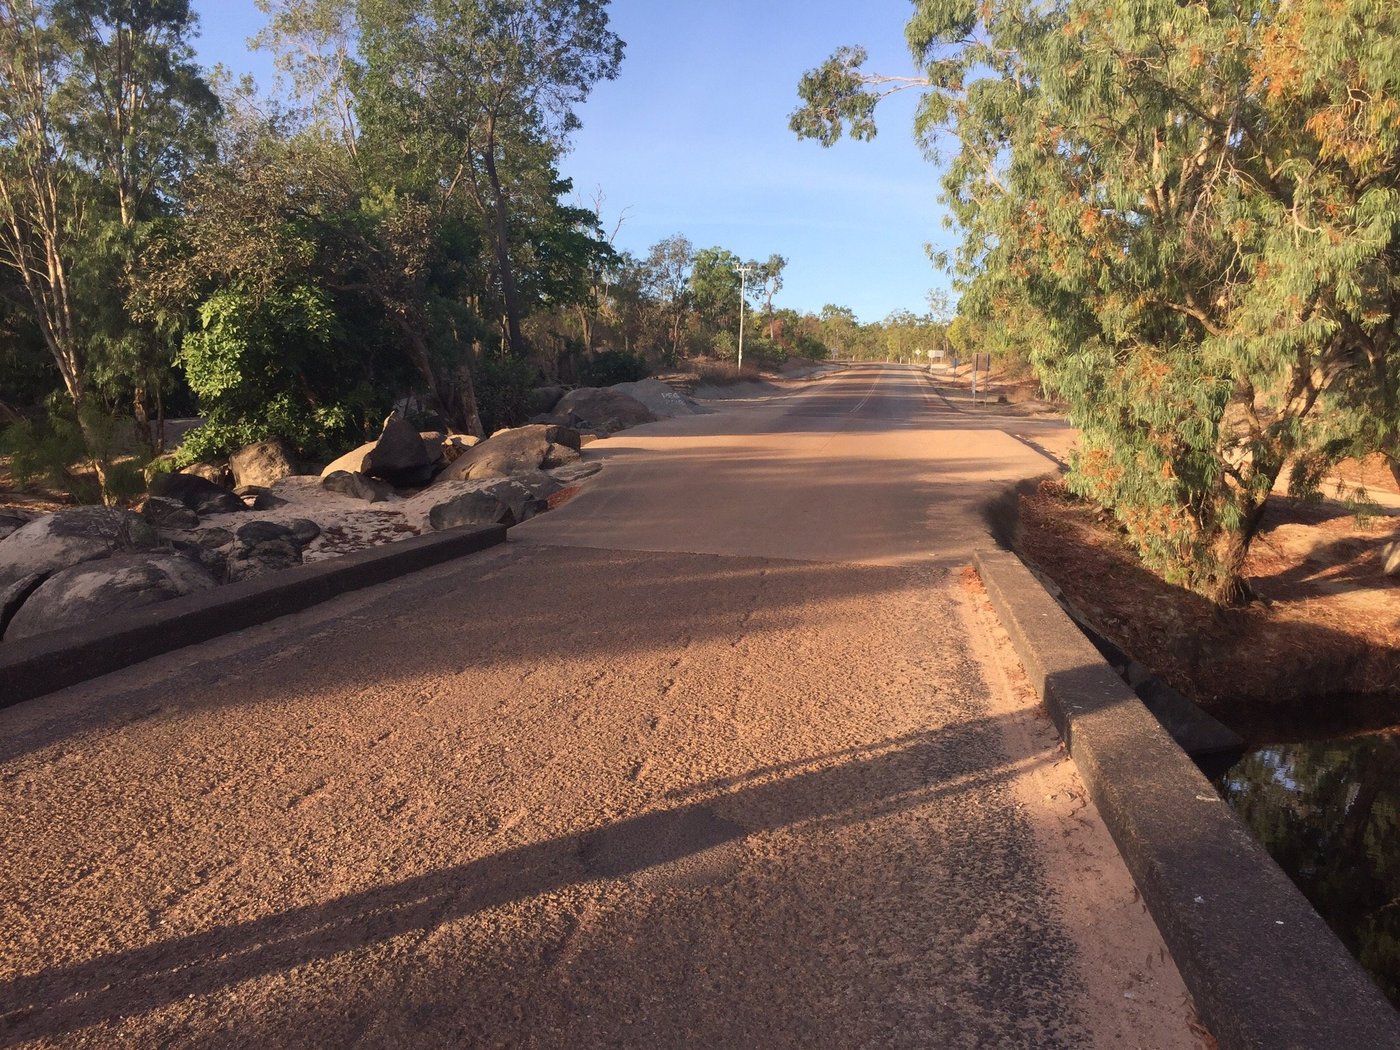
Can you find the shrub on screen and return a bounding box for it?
[579,348,649,387]
[2,398,148,504]
[475,354,537,435]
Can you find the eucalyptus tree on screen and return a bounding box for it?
[759,253,786,338]
[641,233,694,359]
[571,188,627,353]
[0,0,216,490]
[688,247,743,338]
[818,304,860,359]
[352,0,623,358]
[793,0,1400,604]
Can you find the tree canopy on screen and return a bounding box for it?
[795,0,1400,604]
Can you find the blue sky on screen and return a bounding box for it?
[191,1,953,325]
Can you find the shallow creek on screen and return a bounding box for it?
[1214,728,1400,1007]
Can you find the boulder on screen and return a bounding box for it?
[230,439,300,489]
[321,441,377,479]
[549,387,655,432]
[427,490,517,531]
[141,496,199,532]
[226,520,304,583]
[288,518,322,545]
[610,378,702,418]
[248,489,290,511]
[181,461,232,487]
[529,385,565,415]
[544,425,582,451]
[547,461,603,485]
[322,470,395,503]
[0,508,39,544]
[1384,539,1400,579]
[441,434,480,465]
[510,470,566,503]
[195,527,235,550]
[0,507,158,589]
[167,539,229,583]
[4,551,217,642]
[542,443,581,469]
[437,425,555,482]
[363,414,435,486]
[420,431,448,462]
[418,475,561,530]
[0,572,48,638]
[151,472,246,516]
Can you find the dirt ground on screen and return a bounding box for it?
[0,456,68,514]
[1016,480,1400,740]
[959,568,1211,1049]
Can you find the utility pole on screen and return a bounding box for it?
[735,263,754,372]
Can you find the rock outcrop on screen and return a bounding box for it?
[230,439,300,489]
[226,520,305,582]
[288,518,322,545]
[180,461,232,487]
[436,425,564,482]
[547,387,655,432]
[427,489,518,531]
[363,414,435,486]
[0,508,38,544]
[321,441,377,479]
[529,385,565,415]
[4,550,217,641]
[418,473,563,530]
[151,472,247,516]
[441,434,480,464]
[610,378,702,418]
[141,495,200,532]
[0,572,47,638]
[0,507,158,589]
[322,470,395,503]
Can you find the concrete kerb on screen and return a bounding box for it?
[973,547,1400,1050]
[0,524,508,710]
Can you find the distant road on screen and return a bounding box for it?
[0,365,1200,1048]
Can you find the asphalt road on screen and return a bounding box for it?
[0,365,1198,1048]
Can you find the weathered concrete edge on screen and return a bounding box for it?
[0,524,508,709]
[973,547,1400,1050]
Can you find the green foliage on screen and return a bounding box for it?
[0,284,58,407]
[579,348,648,387]
[796,0,1400,603]
[689,247,743,333]
[350,0,624,357]
[739,335,787,367]
[789,46,884,146]
[708,330,739,363]
[1,396,148,504]
[175,285,374,461]
[0,0,218,434]
[474,352,538,436]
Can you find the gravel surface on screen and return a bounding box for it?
[0,366,1200,1048]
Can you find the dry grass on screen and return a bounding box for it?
[688,358,764,387]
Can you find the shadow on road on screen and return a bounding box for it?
[0,718,1065,1046]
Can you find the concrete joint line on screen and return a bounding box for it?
[0,524,508,710]
[973,547,1400,1050]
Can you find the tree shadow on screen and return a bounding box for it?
[0,718,1063,1046]
[1015,487,1400,741]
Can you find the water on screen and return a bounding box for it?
[1214,730,1400,1007]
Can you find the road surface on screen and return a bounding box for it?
[0,365,1201,1048]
